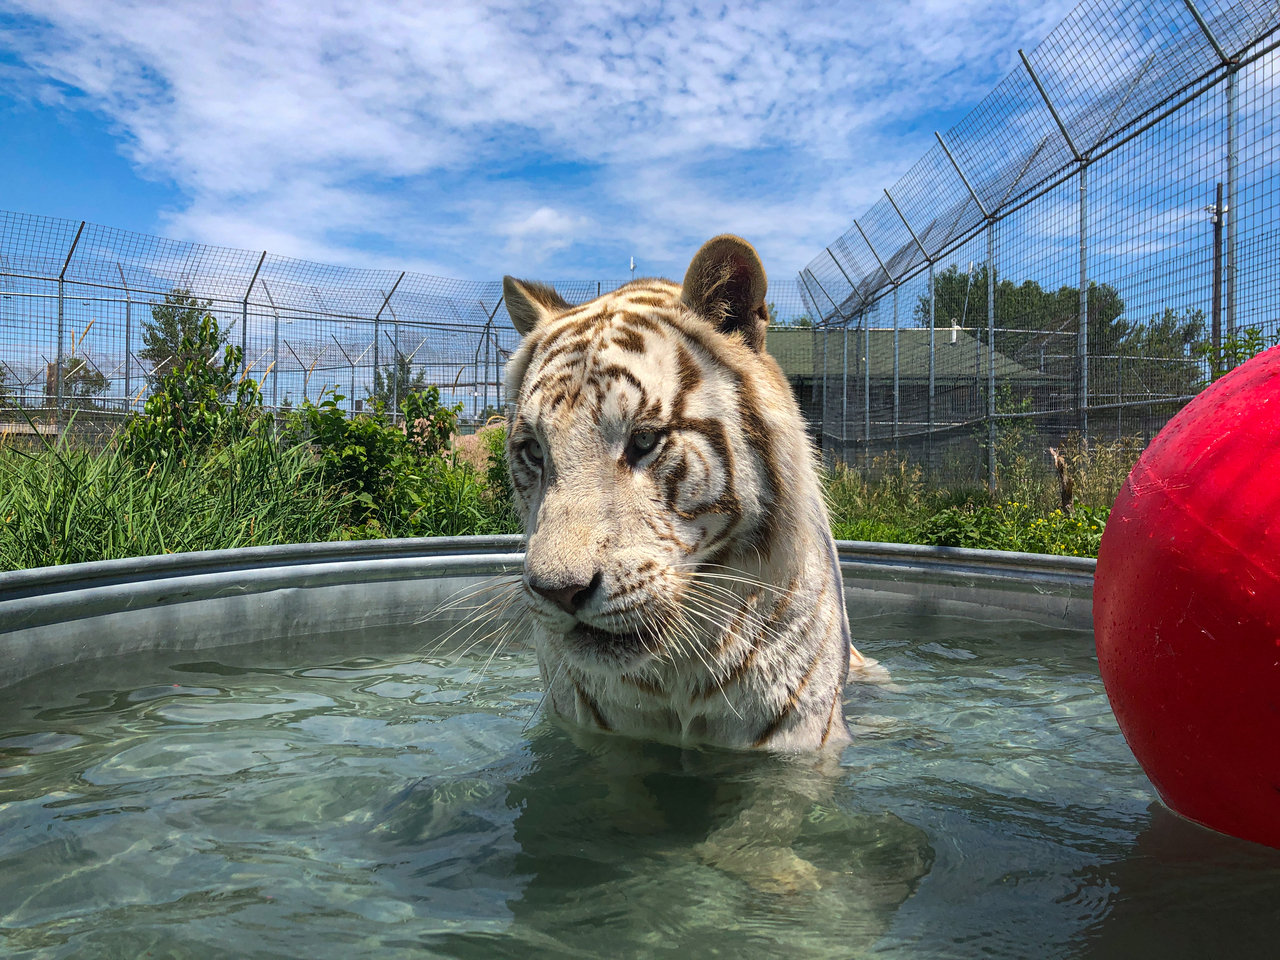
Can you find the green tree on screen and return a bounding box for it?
[401,386,461,459]
[915,264,1127,350]
[50,358,110,409]
[767,301,814,328]
[369,353,427,409]
[141,288,228,386]
[1193,323,1278,380]
[122,314,262,465]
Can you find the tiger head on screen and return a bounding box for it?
[503,236,824,680]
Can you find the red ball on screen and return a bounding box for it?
[1095,346,1280,848]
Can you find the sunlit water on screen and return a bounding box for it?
[3,611,1279,959]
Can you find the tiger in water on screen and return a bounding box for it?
[503,235,879,756]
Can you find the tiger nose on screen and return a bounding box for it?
[530,572,602,614]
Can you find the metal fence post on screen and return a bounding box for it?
[373,273,405,409]
[892,285,900,447]
[863,319,871,466]
[1079,164,1089,436]
[841,325,849,463]
[1021,47,1088,443]
[273,317,281,411]
[928,261,936,472]
[937,130,992,481]
[259,280,281,410]
[1211,182,1225,376]
[987,221,997,494]
[1226,66,1239,343]
[820,327,829,464]
[117,263,131,411]
[880,190,929,459]
[389,304,401,419]
[243,251,267,376]
[803,267,854,458]
[54,221,86,428]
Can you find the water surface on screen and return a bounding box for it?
[2,612,1278,958]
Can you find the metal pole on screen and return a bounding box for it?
[881,188,932,458]
[864,319,871,466]
[936,132,990,219]
[884,189,932,265]
[1226,67,1238,345]
[387,303,401,419]
[482,324,491,419]
[987,221,997,495]
[1079,163,1090,435]
[259,280,280,410]
[243,251,267,375]
[54,280,63,420]
[55,221,86,427]
[820,328,829,464]
[892,285,900,447]
[1212,182,1225,378]
[825,247,871,312]
[117,264,132,411]
[928,261,936,471]
[853,221,893,288]
[1020,49,1083,162]
[806,269,852,325]
[1182,0,1231,65]
[841,325,849,463]
[373,273,405,406]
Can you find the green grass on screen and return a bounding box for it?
[1,417,1135,571]
[0,425,518,571]
[824,431,1141,558]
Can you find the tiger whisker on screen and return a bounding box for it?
[417,573,523,621]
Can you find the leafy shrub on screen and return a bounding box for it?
[916,500,1103,556]
[279,386,520,538]
[140,288,228,385]
[401,386,459,459]
[121,314,262,465]
[286,391,405,517]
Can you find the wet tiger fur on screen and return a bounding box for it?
[503,235,872,754]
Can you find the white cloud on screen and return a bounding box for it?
[501,205,593,261]
[0,0,1078,278]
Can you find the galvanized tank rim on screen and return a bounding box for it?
[0,536,1094,602]
[0,537,1095,691]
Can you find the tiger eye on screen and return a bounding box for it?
[630,431,659,455]
[526,438,545,463]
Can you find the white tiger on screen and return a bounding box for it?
[503,235,875,755]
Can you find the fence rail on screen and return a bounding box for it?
[0,210,813,438]
[798,0,1280,486]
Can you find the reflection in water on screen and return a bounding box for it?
[7,615,1278,958]
[1082,803,1280,959]
[386,722,934,960]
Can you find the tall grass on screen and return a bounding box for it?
[2,407,1140,571]
[825,432,1144,558]
[0,430,352,570]
[0,427,523,571]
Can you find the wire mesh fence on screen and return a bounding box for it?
[0,211,813,443]
[798,0,1280,487]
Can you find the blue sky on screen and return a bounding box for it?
[0,0,1078,281]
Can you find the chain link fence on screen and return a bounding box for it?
[0,210,812,443]
[797,0,1280,487]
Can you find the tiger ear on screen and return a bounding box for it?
[503,277,571,336]
[681,235,769,351]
